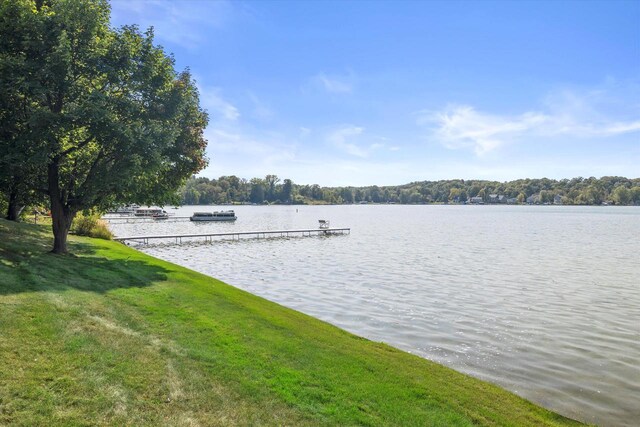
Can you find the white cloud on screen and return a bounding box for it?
[299,127,311,138]
[421,106,548,155]
[318,74,352,93]
[206,128,297,158]
[298,160,414,186]
[327,126,367,157]
[313,70,356,94]
[538,88,640,138]
[247,91,274,121]
[226,158,415,187]
[326,126,398,158]
[601,121,640,135]
[202,126,300,179]
[110,0,234,49]
[198,87,239,121]
[206,129,268,154]
[420,86,640,156]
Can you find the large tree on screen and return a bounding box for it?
[1,0,208,253]
[0,0,48,220]
[264,174,280,202]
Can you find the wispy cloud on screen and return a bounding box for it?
[539,87,640,137]
[299,127,311,138]
[420,106,547,155]
[206,129,269,155]
[203,127,298,175]
[313,70,357,94]
[292,159,414,186]
[419,86,640,156]
[327,126,367,157]
[197,86,239,122]
[247,91,274,121]
[601,121,640,134]
[110,0,234,49]
[326,126,398,157]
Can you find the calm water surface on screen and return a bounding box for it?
[109,205,640,426]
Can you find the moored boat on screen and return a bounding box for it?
[152,211,170,220]
[135,208,164,217]
[107,204,140,214]
[190,210,237,222]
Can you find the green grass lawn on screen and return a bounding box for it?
[0,219,582,426]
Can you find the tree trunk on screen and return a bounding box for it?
[6,190,24,221]
[50,195,74,254]
[49,161,75,254]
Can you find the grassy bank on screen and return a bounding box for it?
[0,219,581,426]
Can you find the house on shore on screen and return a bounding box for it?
[488,194,508,204]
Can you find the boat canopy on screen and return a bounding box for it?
[192,210,236,217]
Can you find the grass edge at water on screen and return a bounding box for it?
[0,219,583,426]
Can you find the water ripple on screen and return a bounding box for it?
[110,205,640,426]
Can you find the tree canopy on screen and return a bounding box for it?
[0,0,208,252]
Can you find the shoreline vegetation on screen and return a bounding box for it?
[0,219,582,426]
[179,175,640,206]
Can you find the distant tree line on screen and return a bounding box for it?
[179,176,640,206]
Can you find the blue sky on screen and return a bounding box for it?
[110,0,640,186]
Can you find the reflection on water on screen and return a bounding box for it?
[109,205,640,426]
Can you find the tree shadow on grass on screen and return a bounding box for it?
[0,220,169,295]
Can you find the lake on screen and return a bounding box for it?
[109,205,640,426]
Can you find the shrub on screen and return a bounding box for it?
[0,196,7,218]
[72,214,113,240]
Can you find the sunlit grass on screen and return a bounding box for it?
[0,219,583,426]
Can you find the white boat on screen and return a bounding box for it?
[135,208,164,217]
[152,212,170,220]
[190,210,237,222]
[107,204,140,214]
[318,219,330,229]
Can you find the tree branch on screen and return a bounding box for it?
[60,135,94,157]
[74,149,107,206]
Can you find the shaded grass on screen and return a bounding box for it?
[0,219,583,426]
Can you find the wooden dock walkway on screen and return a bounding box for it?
[102,216,191,223]
[114,228,351,245]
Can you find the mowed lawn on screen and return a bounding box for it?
[0,219,582,426]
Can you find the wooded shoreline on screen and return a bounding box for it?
[179,175,640,206]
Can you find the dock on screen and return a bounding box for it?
[102,216,191,223]
[114,228,351,245]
